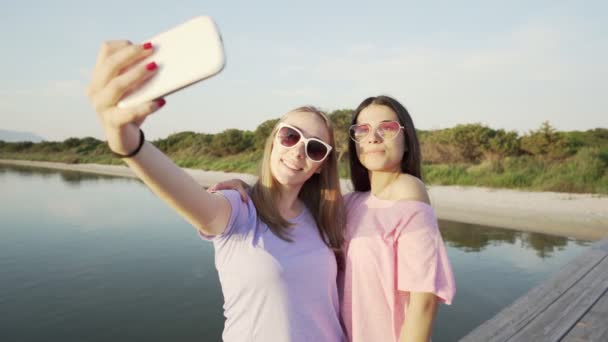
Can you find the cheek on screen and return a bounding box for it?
[271,144,288,161]
[393,138,406,164]
[390,141,406,161]
[397,136,407,157]
[309,161,323,174]
[355,144,364,160]
[269,146,282,170]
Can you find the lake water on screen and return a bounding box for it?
[0,164,591,341]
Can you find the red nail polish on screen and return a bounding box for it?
[146,62,157,71]
[143,42,153,50]
[155,98,166,107]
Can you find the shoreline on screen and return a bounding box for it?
[2,159,607,241]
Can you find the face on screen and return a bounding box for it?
[270,111,332,187]
[353,104,406,173]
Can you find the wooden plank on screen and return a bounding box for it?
[459,249,607,342]
[508,256,608,341]
[562,288,608,342]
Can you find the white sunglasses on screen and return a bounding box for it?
[275,123,333,162]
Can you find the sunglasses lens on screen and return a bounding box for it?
[378,121,402,139]
[349,125,370,141]
[277,126,301,147]
[306,141,328,161]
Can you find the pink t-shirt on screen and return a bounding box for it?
[340,191,455,342]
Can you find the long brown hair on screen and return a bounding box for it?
[348,95,422,192]
[250,106,345,252]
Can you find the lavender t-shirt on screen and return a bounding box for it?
[199,190,345,342]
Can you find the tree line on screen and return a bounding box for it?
[1,109,606,193]
[3,109,605,163]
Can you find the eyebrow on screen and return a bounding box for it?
[356,119,396,124]
[289,124,323,140]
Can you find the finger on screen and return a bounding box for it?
[116,63,159,102]
[237,187,249,202]
[128,98,166,123]
[89,41,132,96]
[91,43,153,94]
[96,59,158,109]
[209,181,232,191]
[94,40,132,68]
[109,98,165,128]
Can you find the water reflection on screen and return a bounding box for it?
[2,163,592,257]
[0,163,130,186]
[0,164,594,342]
[439,220,590,258]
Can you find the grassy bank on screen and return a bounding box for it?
[2,146,606,194]
[423,148,608,194]
[2,119,606,194]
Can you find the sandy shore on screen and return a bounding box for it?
[2,159,607,241]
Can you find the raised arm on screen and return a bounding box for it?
[86,40,230,236]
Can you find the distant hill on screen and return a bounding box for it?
[0,129,45,142]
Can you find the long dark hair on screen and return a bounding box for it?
[348,95,422,192]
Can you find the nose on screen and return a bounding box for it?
[367,128,382,144]
[289,141,306,159]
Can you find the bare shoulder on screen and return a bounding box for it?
[390,174,430,204]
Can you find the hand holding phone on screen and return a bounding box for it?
[117,16,226,109]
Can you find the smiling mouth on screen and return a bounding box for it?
[364,150,385,154]
[281,159,303,171]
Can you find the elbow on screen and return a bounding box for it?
[409,294,439,317]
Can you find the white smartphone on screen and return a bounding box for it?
[117,16,226,108]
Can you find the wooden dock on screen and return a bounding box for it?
[460,238,608,341]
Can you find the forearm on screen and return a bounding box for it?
[124,140,227,234]
[86,41,229,235]
[399,296,437,342]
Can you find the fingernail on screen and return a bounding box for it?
[146,62,157,71]
[155,98,166,107]
[143,42,153,50]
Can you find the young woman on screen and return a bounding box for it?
[341,95,455,342]
[86,41,346,342]
[212,95,455,342]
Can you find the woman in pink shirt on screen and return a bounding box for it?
[341,95,455,342]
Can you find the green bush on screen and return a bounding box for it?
[210,129,254,156]
[521,121,571,159]
[253,119,280,150]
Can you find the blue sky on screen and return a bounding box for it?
[0,0,606,141]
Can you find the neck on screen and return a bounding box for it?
[275,183,304,219]
[369,170,400,198]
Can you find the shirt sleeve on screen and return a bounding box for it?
[396,205,456,304]
[198,189,253,241]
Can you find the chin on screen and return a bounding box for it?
[360,160,400,173]
[271,169,306,187]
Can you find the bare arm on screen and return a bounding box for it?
[86,40,230,236]
[393,176,438,341]
[124,140,231,235]
[399,292,438,342]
